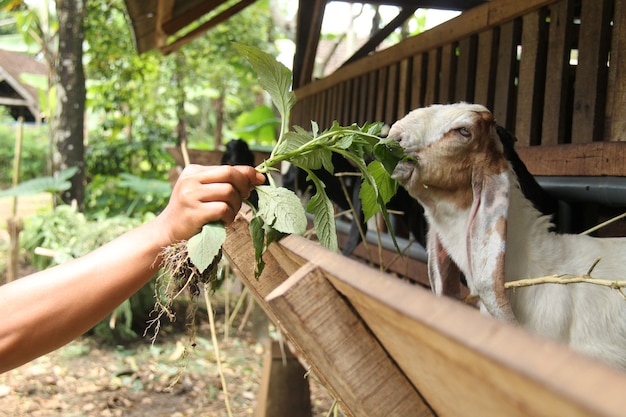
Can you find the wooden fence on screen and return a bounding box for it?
[291,0,626,177]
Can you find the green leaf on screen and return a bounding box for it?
[249,216,266,279]
[234,43,296,129]
[305,173,338,251]
[359,161,398,221]
[256,185,307,235]
[0,167,78,198]
[187,223,227,273]
[373,138,407,175]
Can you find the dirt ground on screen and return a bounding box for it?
[0,290,339,417]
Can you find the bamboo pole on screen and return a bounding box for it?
[6,117,24,283]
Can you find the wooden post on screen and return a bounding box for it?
[6,117,24,283]
[254,340,312,417]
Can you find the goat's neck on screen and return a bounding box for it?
[422,170,556,282]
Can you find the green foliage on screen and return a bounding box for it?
[186,44,410,280]
[0,122,49,187]
[0,166,77,198]
[232,105,279,146]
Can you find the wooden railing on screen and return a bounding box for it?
[292,0,626,176]
[223,208,626,417]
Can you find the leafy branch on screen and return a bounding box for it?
[158,43,412,316]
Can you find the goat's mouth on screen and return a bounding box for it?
[391,154,418,184]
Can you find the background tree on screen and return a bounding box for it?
[55,0,85,208]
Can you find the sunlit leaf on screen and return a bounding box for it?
[187,223,226,274]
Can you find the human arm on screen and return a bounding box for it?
[0,164,265,373]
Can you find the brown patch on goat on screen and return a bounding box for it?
[412,110,507,211]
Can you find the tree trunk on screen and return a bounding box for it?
[55,0,86,210]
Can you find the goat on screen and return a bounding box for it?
[389,102,626,370]
[283,125,558,256]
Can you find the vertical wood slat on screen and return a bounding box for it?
[541,0,576,145]
[397,58,411,119]
[350,77,360,124]
[365,71,377,123]
[385,63,399,123]
[424,48,440,106]
[605,0,626,142]
[410,53,427,110]
[516,8,549,146]
[455,36,478,103]
[337,81,347,125]
[375,68,387,122]
[571,0,613,143]
[357,74,368,124]
[439,43,457,103]
[493,18,522,131]
[474,29,499,109]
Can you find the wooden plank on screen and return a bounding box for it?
[375,68,387,122]
[493,18,521,131]
[541,0,575,145]
[410,53,427,110]
[515,142,626,176]
[357,74,368,123]
[254,340,312,417]
[384,63,399,123]
[268,234,626,417]
[605,0,626,142]
[366,71,377,123]
[397,58,411,119]
[265,263,434,417]
[474,29,498,108]
[571,0,612,143]
[325,269,626,417]
[515,8,549,146]
[349,78,359,124]
[424,48,440,106]
[438,43,456,103]
[455,36,477,103]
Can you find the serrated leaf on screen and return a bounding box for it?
[306,175,339,252]
[373,138,406,175]
[249,216,266,279]
[256,185,307,235]
[234,43,296,125]
[187,223,226,273]
[358,161,397,221]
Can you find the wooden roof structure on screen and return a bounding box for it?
[122,0,488,86]
[0,49,46,122]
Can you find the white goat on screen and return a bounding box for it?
[390,102,626,370]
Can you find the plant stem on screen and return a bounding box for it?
[203,284,234,417]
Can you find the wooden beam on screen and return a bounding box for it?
[160,0,257,55]
[161,0,224,35]
[266,263,433,417]
[292,0,326,88]
[342,6,418,67]
[516,143,626,177]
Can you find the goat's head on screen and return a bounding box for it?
[390,103,517,322]
[390,103,508,207]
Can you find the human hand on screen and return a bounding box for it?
[156,164,266,245]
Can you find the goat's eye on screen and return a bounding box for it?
[457,127,471,138]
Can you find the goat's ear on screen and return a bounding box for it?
[468,169,517,323]
[427,231,461,297]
